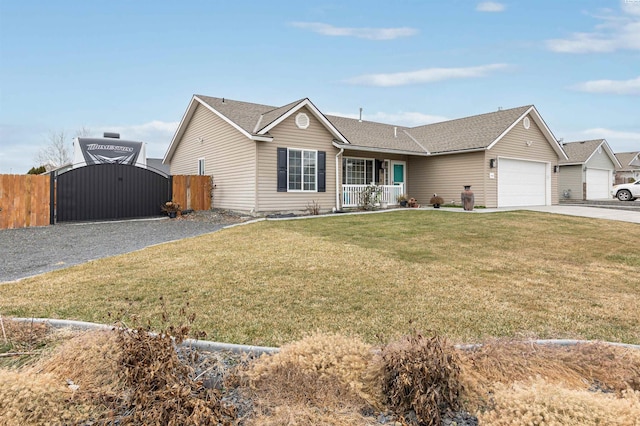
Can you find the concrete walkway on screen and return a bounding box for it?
[439,205,640,224]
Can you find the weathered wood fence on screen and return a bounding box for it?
[0,173,211,230]
[0,174,51,230]
[171,175,212,211]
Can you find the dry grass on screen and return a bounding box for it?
[237,332,380,425]
[1,210,639,347]
[477,378,640,425]
[2,324,639,425]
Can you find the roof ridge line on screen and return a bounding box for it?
[410,104,532,130]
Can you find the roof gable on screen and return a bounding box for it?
[615,151,640,171]
[560,139,621,167]
[256,98,348,143]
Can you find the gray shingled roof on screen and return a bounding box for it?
[559,139,604,164]
[196,95,276,135]
[326,115,426,153]
[615,152,640,171]
[408,105,532,153]
[195,95,536,155]
[255,98,306,133]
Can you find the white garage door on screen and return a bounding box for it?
[498,158,547,207]
[586,169,611,200]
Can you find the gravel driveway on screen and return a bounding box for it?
[1,211,252,283]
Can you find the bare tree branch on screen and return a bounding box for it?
[35,130,72,168]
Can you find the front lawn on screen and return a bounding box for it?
[1,210,638,346]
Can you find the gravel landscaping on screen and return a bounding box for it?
[0,210,252,283]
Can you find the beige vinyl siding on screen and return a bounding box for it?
[486,114,560,207]
[558,165,583,200]
[169,104,256,211]
[409,152,485,206]
[256,107,338,213]
[587,149,616,170]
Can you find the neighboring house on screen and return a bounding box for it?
[163,95,567,214]
[614,152,640,184]
[558,139,620,200]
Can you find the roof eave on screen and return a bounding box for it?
[332,142,429,156]
[163,95,199,164]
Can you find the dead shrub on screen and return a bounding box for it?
[239,332,379,421]
[379,332,463,426]
[115,323,236,425]
[478,377,640,425]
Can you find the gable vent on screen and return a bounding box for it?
[295,112,310,129]
[523,117,531,130]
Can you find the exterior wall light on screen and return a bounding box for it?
[489,159,496,168]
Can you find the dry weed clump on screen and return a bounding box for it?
[459,340,640,409]
[35,330,124,399]
[240,332,379,422]
[478,377,640,425]
[115,323,237,425]
[247,404,382,425]
[378,332,463,426]
[0,369,99,425]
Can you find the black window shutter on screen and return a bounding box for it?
[277,147,287,192]
[317,151,326,192]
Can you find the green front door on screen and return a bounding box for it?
[393,163,404,185]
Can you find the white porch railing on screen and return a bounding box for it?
[342,183,405,208]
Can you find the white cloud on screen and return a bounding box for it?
[290,22,418,40]
[328,111,448,127]
[581,127,640,141]
[95,120,179,159]
[345,63,509,87]
[571,76,640,95]
[476,2,506,12]
[546,4,640,53]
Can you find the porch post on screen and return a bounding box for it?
[335,148,343,211]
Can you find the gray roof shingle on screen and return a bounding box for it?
[408,105,532,153]
[325,115,426,153]
[194,95,536,155]
[559,139,604,164]
[195,95,276,135]
[614,152,640,171]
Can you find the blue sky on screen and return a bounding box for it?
[1,0,638,173]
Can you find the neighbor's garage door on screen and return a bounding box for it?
[585,168,611,200]
[498,158,547,207]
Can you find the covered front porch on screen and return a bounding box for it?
[342,183,405,208]
[340,155,407,208]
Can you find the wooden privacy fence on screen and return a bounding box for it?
[172,175,212,211]
[0,173,211,230]
[0,174,50,230]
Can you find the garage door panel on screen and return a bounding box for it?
[586,169,610,200]
[498,159,547,207]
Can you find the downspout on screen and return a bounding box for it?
[335,147,344,211]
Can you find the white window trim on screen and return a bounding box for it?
[287,148,318,192]
[343,156,376,185]
[197,157,205,175]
